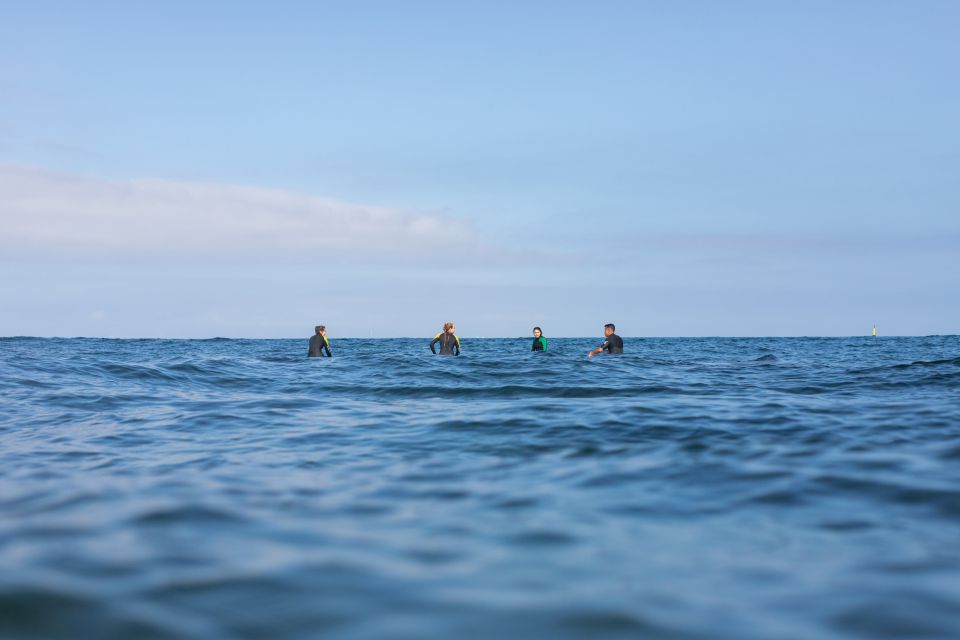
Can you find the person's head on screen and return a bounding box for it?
[604,323,616,337]
[315,325,326,335]
[443,321,455,334]
[533,326,542,338]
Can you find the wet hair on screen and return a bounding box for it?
[443,322,455,332]
[533,326,543,334]
[604,323,616,331]
[315,325,325,334]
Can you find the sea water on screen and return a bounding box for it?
[1,336,959,639]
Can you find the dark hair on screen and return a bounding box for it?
[604,323,615,331]
[315,325,325,334]
[533,326,542,334]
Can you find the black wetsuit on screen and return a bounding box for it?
[599,333,624,354]
[308,334,332,357]
[430,332,460,356]
[531,336,547,351]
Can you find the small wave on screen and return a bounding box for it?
[850,355,960,374]
[99,362,182,382]
[891,356,960,369]
[814,474,960,517]
[554,609,672,635]
[508,529,577,546]
[130,505,248,526]
[308,384,685,399]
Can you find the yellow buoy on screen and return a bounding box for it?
[872,325,877,337]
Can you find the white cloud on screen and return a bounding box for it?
[0,165,493,263]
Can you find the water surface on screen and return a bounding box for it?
[1,337,959,639]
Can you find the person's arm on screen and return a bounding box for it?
[322,336,331,357]
[454,336,460,356]
[588,339,608,357]
[430,334,440,354]
[540,337,547,351]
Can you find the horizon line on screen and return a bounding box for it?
[1,334,954,340]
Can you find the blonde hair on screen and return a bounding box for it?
[443,322,455,332]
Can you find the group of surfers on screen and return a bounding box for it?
[308,323,624,358]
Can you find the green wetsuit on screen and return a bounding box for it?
[531,336,547,351]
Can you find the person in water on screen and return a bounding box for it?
[308,325,332,357]
[430,322,461,356]
[531,326,547,351]
[588,323,623,357]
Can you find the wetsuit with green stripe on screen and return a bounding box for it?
[531,336,547,351]
[430,332,460,356]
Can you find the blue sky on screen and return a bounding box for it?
[1,1,957,337]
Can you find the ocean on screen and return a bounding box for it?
[1,336,958,639]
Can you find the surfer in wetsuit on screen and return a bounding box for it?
[531,326,547,351]
[308,325,332,357]
[430,322,460,356]
[588,323,623,357]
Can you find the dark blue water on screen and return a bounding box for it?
[2,337,959,639]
